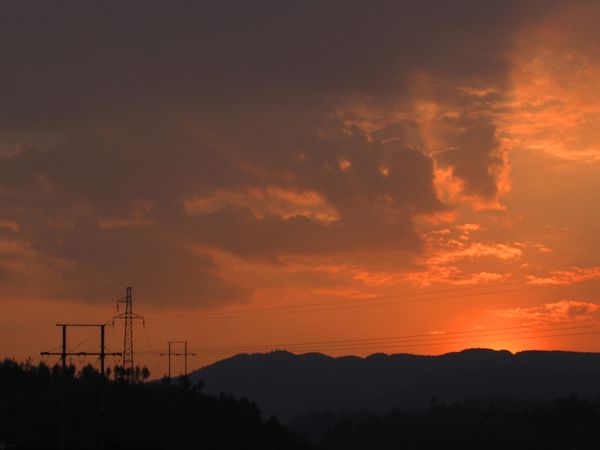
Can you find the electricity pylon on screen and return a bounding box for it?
[113,287,144,383]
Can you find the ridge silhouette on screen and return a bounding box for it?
[188,348,600,423]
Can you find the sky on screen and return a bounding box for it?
[1,0,600,378]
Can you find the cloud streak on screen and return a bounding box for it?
[489,300,600,323]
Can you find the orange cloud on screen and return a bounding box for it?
[183,187,340,224]
[402,266,504,287]
[433,149,511,212]
[506,2,600,162]
[359,225,524,287]
[309,287,376,299]
[526,267,600,285]
[424,243,522,265]
[456,224,483,232]
[489,300,600,322]
[0,237,77,298]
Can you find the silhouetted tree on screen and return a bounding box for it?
[112,364,150,383]
[78,363,101,380]
[177,374,191,390]
[141,366,150,382]
[37,361,51,381]
[113,364,126,382]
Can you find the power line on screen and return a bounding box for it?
[187,322,599,354]
[146,278,600,324]
[139,329,600,356]
[379,330,600,352]
[141,326,164,378]
[135,319,600,356]
[146,282,529,323]
[185,329,600,355]
[61,297,119,325]
[180,321,588,352]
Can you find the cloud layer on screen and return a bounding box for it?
[1,1,598,308]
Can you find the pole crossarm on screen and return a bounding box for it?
[40,352,122,356]
[40,323,118,377]
[159,341,195,378]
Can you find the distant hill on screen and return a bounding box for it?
[187,349,600,423]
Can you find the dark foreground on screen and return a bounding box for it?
[0,358,313,450]
[291,396,600,450]
[2,358,600,449]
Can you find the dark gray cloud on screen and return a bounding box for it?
[0,0,556,129]
[0,1,570,307]
[435,119,504,199]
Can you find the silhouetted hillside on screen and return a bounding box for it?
[188,349,600,423]
[0,358,315,449]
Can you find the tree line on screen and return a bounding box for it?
[290,395,600,450]
[0,357,315,450]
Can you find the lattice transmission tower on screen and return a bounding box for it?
[113,287,144,383]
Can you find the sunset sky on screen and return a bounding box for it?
[1,1,600,378]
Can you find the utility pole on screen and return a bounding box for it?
[160,341,196,378]
[41,323,121,450]
[41,324,121,377]
[113,287,144,384]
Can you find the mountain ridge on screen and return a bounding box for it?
[187,349,600,423]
